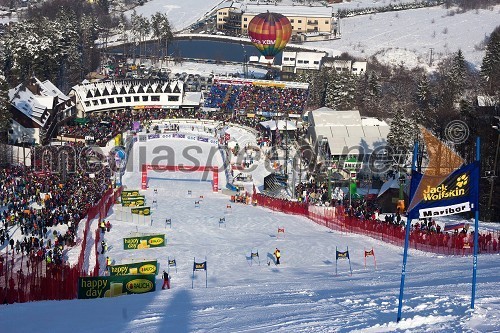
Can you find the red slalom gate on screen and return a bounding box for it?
[142,164,219,192]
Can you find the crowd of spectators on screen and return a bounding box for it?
[204,83,308,115]
[0,144,113,267]
[58,107,275,147]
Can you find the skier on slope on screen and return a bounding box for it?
[274,248,281,265]
[162,270,170,290]
[106,256,112,273]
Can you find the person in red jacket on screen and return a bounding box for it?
[162,270,170,290]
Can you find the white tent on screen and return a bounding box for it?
[259,120,297,131]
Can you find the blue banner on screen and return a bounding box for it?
[336,250,349,260]
[193,261,207,271]
[408,161,479,219]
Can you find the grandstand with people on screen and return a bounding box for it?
[203,77,309,117]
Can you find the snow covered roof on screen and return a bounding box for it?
[217,0,242,10]
[377,177,401,197]
[477,95,498,107]
[309,108,362,126]
[41,80,70,102]
[260,120,297,131]
[8,77,68,127]
[308,108,389,155]
[377,174,410,198]
[183,92,202,106]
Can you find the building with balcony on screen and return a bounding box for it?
[323,59,367,75]
[8,77,76,145]
[69,79,187,115]
[281,51,327,80]
[280,52,367,80]
[216,3,340,41]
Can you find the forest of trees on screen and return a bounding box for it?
[0,0,173,143]
[0,0,173,90]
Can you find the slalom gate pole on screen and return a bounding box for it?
[205,256,208,288]
[471,137,480,309]
[348,246,352,276]
[364,247,366,269]
[335,246,338,276]
[192,257,195,289]
[397,141,418,323]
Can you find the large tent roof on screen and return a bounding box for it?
[259,120,297,131]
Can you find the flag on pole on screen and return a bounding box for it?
[336,246,352,276]
[364,248,376,270]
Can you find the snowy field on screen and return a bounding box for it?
[1,137,499,333]
[125,0,222,32]
[309,5,500,69]
[124,0,500,69]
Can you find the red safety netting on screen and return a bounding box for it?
[0,186,122,304]
[253,193,500,256]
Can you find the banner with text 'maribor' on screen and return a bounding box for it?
[408,161,479,219]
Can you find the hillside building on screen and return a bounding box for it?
[8,77,76,145]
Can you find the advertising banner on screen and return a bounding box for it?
[77,274,155,299]
[109,260,158,276]
[121,190,141,198]
[130,206,151,216]
[122,196,146,207]
[123,234,166,250]
[408,161,480,219]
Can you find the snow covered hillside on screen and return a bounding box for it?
[309,5,500,69]
[127,0,500,69]
[1,136,499,333]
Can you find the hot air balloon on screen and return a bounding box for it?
[248,11,292,60]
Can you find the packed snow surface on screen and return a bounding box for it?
[1,137,499,333]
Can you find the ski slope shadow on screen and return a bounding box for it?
[267,252,276,265]
[157,289,193,333]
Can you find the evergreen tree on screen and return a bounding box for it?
[325,71,356,110]
[359,70,383,116]
[480,25,500,96]
[297,70,326,108]
[151,12,174,61]
[415,74,438,131]
[368,70,381,98]
[0,74,11,144]
[387,108,414,152]
[449,49,467,98]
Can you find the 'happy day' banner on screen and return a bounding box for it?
[122,196,146,207]
[78,274,155,299]
[109,260,158,276]
[123,234,165,250]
